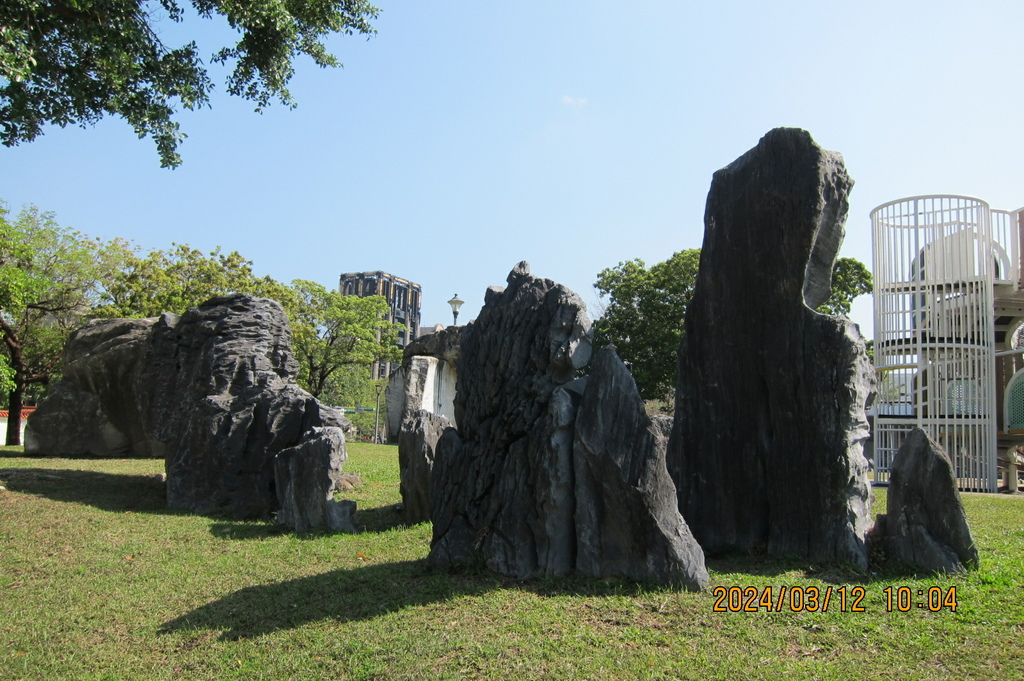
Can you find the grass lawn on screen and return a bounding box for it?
[1,442,1023,680]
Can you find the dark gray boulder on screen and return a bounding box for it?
[25,316,163,457]
[428,263,707,588]
[25,294,353,529]
[872,428,978,573]
[275,427,358,533]
[403,325,462,364]
[429,262,590,578]
[22,381,113,457]
[668,128,874,568]
[574,348,708,590]
[147,296,341,519]
[398,409,451,524]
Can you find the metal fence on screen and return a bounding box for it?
[871,195,999,491]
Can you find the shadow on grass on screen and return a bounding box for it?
[205,508,418,542]
[154,547,898,641]
[704,552,873,584]
[0,467,168,513]
[353,502,416,533]
[0,449,139,460]
[703,553,861,580]
[158,560,676,641]
[205,501,422,541]
[1,467,406,538]
[159,559,494,640]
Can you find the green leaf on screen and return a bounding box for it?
[0,0,379,167]
[816,257,873,316]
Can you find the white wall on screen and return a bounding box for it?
[0,416,28,444]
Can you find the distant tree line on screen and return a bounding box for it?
[0,201,399,446]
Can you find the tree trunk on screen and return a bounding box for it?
[5,386,23,447]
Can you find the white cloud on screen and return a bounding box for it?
[561,95,588,107]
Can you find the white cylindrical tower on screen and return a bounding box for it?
[871,195,998,492]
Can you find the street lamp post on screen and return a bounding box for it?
[374,383,384,444]
[448,293,465,326]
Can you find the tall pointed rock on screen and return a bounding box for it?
[668,128,874,568]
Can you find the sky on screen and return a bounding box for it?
[2,0,1023,338]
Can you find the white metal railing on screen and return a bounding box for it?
[991,209,1019,285]
[871,195,999,492]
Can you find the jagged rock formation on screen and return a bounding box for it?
[25,295,354,529]
[428,262,590,577]
[668,128,874,568]
[573,348,708,589]
[398,409,451,524]
[871,428,978,573]
[428,262,707,588]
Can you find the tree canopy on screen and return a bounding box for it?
[816,257,873,316]
[93,249,403,403]
[0,0,379,167]
[285,279,401,400]
[593,249,701,403]
[1,201,409,445]
[593,251,873,401]
[94,242,292,318]
[317,363,384,434]
[0,215,25,395]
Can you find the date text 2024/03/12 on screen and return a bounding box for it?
[712,586,958,613]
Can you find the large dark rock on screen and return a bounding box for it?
[403,325,462,363]
[573,348,708,590]
[147,296,342,520]
[25,317,163,457]
[428,263,707,588]
[428,262,591,578]
[398,409,451,524]
[872,428,978,573]
[275,427,358,533]
[668,128,874,568]
[25,294,353,529]
[22,381,114,457]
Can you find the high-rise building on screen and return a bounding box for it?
[339,271,422,380]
